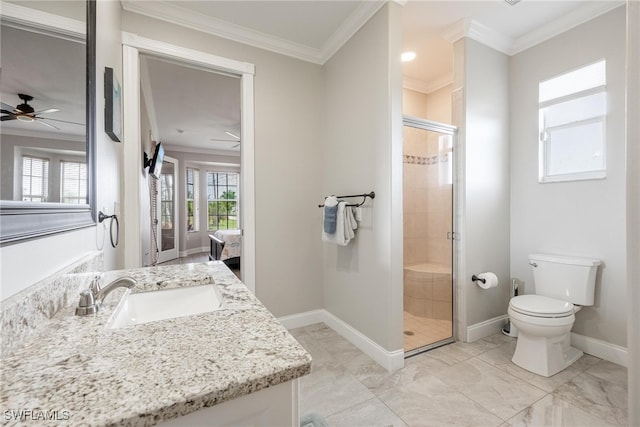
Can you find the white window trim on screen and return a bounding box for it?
[186,167,199,233]
[538,63,607,184]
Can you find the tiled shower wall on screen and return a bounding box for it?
[402,87,454,323]
[402,86,453,269]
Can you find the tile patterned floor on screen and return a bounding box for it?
[290,323,628,427]
[403,311,452,351]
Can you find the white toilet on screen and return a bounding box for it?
[508,253,601,377]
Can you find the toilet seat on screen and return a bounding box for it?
[509,295,574,318]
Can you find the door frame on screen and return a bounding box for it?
[156,155,179,264]
[401,115,463,345]
[122,32,256,293]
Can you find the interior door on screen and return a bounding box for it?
[157,156,179,263]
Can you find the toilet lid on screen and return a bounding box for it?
[510,295,574,317]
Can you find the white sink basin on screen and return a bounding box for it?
[108,284,223,329]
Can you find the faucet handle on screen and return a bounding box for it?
[75,289,99,315]
[89,274,102,294]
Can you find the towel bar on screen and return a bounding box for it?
[318,191,375,208]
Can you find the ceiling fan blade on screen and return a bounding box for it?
[40,117,84,126]
[1,114,17,121]
[35,118,60,130]
[33,108,59,115]
[1,109,16,115]
[1,102,15,111]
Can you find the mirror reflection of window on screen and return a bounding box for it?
[60,161,87,204]
[21,156,49,202]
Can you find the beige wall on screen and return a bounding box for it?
[426,85,453,124]
[322,3,404,351]
[403,88,428,118]
[510,7,627,347]
[454,38,511,328]
[1,0,123,300]
[626,1,640,420]
[122,10,324,317]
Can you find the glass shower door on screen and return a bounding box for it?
[402,117,456,355]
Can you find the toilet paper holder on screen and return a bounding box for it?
[471,274,486,284]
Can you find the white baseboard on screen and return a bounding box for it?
[467,315,509,342]
[277,310,326,330]
[278,309,404,372]
[571,332,628,367]
[179,246,209,258]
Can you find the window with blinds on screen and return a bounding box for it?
[22,156,49,202]
[60,161,88,204]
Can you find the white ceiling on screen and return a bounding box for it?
[140,55,241,153]
[128,0,621,154]
[0,23,86,141]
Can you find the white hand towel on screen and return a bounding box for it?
[344,206,355,241]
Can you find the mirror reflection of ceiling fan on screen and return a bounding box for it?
[1,93,82,130]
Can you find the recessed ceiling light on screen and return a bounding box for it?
[225,131,240,140]
[401,51,416,62]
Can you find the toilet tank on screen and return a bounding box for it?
[529,253,601,306]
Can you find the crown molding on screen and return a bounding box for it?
[122,1,385,65]
[162,143,240,158]
[442,1,625,56]
[318,1,386,63]
[511,1,625,55]
[442,18,514,55]
[0,1,85,38]
[121,1,323,63]
[403,74,453,95]
[2,128,85,143]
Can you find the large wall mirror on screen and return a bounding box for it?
[0,0,96,244]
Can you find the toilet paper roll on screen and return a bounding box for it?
[477,272,498,289]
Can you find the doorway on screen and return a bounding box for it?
[402,116,457,356]
[122,33,256,292]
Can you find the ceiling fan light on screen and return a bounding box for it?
[16,115,34,122]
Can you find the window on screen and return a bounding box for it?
[538,60,606,183]
[207,172,238,230]
[186,168,199,231]
[60,161,87,204]
[22,156,49,202]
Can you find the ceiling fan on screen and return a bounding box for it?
[210,131,240,149]
[1,93,81,130]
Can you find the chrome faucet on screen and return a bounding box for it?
[75,275,137,316]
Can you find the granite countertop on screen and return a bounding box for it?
[1,262,311,426]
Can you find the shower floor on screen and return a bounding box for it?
[403,311,452,352]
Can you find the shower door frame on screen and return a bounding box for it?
[402,115,460,357]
